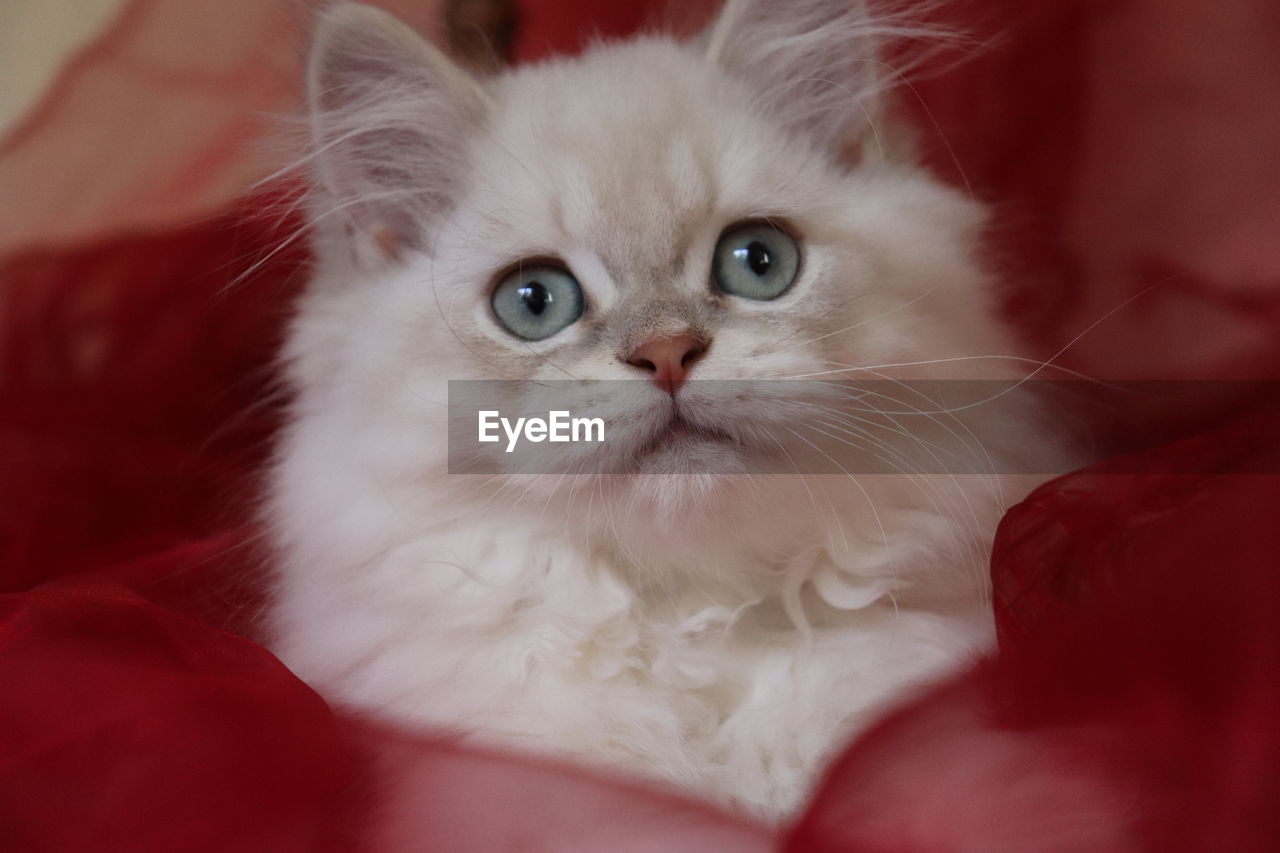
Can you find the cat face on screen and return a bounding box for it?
[444,41,926,385]
[285,1,1023,546]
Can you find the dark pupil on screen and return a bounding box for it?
[519,282,550,316]
[743,241,772,276]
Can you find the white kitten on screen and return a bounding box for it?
[267,0,1067,820]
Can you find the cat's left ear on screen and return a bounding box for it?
[307,3,489,265]
[705,0,906,161]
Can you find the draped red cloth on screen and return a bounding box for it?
[2,1,1279,850]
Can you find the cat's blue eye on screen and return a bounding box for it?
[712,221,800,301]
[491,263,585,341]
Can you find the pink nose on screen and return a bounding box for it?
[626,333,707,394]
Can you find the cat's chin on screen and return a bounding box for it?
[624,428,750,476]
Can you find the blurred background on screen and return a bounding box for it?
[0,0,681,257]
[0,1,125,132]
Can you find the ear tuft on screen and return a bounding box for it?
[307,3,488,264]
[707,0,935,160]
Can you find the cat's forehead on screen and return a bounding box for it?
[474,41,775,276]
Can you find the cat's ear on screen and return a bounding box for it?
[307,3,488,264]
[705,0,903,160]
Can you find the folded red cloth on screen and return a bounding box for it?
[790,414,1280,852]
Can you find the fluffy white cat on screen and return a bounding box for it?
[268,0,1066,820]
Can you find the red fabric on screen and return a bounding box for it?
[0,584,360,853]
[0,209,300,597]
[932,0,1280,382]
[3,0,1280,850]
[789,420,1280,852]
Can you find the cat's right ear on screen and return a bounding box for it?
[307,3,488,265]
[704,0,912,163]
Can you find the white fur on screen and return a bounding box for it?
[268,0,1068,820]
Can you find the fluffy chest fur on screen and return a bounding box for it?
[271,484,993,817]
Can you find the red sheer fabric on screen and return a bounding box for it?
[790,420,1280,852]
[3,1,1279,850]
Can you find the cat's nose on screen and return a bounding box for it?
[625,333,708,394]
